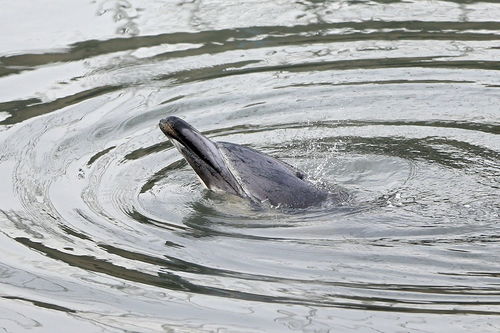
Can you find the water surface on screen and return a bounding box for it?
[1,0,499,332]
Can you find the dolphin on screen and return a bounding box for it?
[159,116,330,208]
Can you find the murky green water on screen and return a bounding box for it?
[1,1,500,332]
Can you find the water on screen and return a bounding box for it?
[1,0,500,332]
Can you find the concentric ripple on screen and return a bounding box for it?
[1,0,500,332]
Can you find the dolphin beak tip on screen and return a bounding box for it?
[159,116,196,143]
[159,116,181,136]
[158,119,169,132]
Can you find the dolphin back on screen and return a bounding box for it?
[218,142,327,208]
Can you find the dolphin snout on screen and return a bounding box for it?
[159,116,190,139]
[159,116,180,126]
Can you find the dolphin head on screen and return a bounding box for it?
[159,116,242,196]
[160,116,330,208]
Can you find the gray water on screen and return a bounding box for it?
[1,1,500,332]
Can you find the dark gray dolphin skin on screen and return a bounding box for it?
[159,116,328,208]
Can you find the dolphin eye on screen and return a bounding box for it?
[296,171,305,180]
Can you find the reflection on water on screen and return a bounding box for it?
[0,0,499,332]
